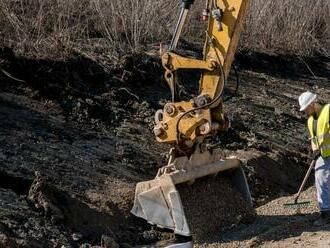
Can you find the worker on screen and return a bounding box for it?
[299,91,330,226]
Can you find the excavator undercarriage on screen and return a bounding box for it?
[131,0,252,241]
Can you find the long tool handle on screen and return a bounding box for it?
[294,159,316,203]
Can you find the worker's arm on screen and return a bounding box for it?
[311,139,321,160]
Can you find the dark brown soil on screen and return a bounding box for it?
[0,46,329,247]
[178,175,256,242]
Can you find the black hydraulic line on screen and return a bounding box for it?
[174,60,240,143]
[175,31,228,144]
[175,62,226,143]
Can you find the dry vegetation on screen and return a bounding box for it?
[242,0,330,56]
[0,0,329,59]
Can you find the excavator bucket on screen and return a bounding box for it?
[131,149,252,236]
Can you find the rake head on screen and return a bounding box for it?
[283,200,311,208]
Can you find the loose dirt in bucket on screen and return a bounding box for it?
[177,175,256,242]
[0,47,330,247]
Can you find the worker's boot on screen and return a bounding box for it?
[313,211,330,226]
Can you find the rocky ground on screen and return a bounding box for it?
[194,186,329,248]
[0,46,329,247]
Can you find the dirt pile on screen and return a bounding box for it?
[0,91,156,247]
[0,188,70,248]
[0,47,173,247]
[0,46,329,247]
[194,186,323,248]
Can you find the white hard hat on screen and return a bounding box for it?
[298,91,317,111]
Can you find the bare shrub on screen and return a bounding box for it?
[0,0,92,58]
[91,0,179,53]
[0,0,329,58]
[241,0,330,56]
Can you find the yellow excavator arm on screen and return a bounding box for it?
[131,0,252,239]
[154,0,250,151]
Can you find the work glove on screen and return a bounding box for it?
[312,150,321,160]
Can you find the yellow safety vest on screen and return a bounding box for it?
[307,104,330,158]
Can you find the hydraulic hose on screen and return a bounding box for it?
[175,61,226,143]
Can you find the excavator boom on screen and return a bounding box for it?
[131,0,252,241]
[154,0,250,147]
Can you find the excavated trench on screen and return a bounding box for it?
[0,47,329,247]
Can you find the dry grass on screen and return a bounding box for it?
[242,0,330,56]
[0,0,93,57]
[0,0,329,59]
[92,0,179,52]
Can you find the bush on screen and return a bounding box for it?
[242,0,330,56]
[0,0,329,58]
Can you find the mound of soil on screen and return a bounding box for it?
[0,188,70,248]
[194,186,323,248]
[0,46,329,247]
